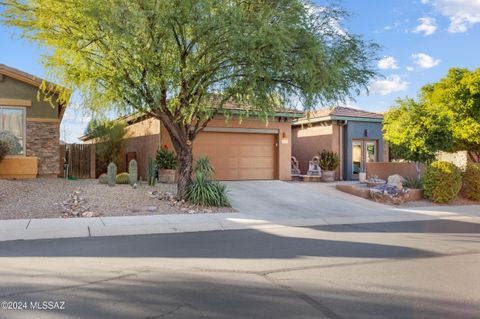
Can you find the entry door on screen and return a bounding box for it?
[352,140,377,179]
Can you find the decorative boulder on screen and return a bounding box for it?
[370,184,410,205]
[387,174,406,190]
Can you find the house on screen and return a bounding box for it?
[0,64,69,178]
[81,107,302,181]
[292,106,389,181]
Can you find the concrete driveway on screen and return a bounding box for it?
[225,180,480,223]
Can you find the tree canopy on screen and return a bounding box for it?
[1,0,379,196]
[383,98,453,165]
[383,67,480,165]
[421,68,480,160]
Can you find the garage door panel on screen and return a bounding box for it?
[238,168,275,180]
[194,131,277,180]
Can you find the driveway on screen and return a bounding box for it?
[225,180,480,223]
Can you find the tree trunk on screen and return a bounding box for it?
[415,161,421,179]
[171,140,193,199]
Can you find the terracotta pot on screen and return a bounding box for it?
[158,168,176,183]
[321,170,336,182]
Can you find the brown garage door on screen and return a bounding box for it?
[194,132,277,180]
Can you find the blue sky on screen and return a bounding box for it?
[1,0,480,142]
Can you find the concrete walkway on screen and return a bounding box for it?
[1,181,479,241]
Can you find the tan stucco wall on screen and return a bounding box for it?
[0,75,60,119]
[292,122,336,175]
[161,116,292,180]
[365,162,425,180]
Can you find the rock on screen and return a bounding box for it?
[132,183,137,189]
[204,209,213,214]
[146,191,159,199]
[387,174,406,190]
[370,184,410,205]
[81,211,99,218]
[188,209,196,214]
[142,206,158,212]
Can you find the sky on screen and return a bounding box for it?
[1,0,479,142]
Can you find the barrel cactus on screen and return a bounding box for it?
[107,162,117,186]
[128,159,138,185]
[116,172,130,184]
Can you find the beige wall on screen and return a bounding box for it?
[161,116,292,180]
[365,162,425,180]
[292,121,336,175]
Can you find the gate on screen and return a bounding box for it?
[63,144,94,179]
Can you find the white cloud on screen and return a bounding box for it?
[424,0,480,33]
[421,0,430,4]
[406,66,415,71]
[412,17,438,35]
[369,75,409,96]
[378,56,399,70]
[411,53,441,69]
[60,107,92,143]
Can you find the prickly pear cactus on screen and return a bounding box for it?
[128,159,138,185]
[107,162,117,186]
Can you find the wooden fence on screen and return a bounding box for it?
[61,144,95,179]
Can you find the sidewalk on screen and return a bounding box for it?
[1,204,479,242]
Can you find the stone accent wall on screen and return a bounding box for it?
[26,121,60,175]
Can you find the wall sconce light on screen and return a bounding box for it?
[281,132,289,144]
[364,129,369,137]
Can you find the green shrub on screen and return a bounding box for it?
[0,139,10,161]
[0,130,22,155]
[156,146,177,169]
[463,163,480,201]
[186,172,230,207]
[318,149,340,170]
[116,172,130,184]
[423,161,462,203]
[403,176,423,189]
[193,156,214,178]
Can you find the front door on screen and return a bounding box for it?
[352,139,378,179]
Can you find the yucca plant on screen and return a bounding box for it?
[403,176,423,189]
[193,156,214,178]
[186,172,230,207]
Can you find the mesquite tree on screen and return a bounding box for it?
[1,0,378,197]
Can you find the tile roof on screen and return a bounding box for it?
[308,106,384,119]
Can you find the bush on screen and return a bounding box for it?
[193,156,214,178]
[186,172,230,207]
[116,172,130,184]
[463,163,480,201]
[318,149,339,170]
[0,130,22,155]
[0,139,10,161]
[156,145,177,169]
[403,176,423,189]
[423,161,462,203]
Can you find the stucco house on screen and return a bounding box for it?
[0,64,69,178]
[81,107,301,181]
[292,106,388,181]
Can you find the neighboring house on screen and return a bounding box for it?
[0,64,69,178]
[292,107,388,181]
[81,107,301,181]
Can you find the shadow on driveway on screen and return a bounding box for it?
[0,225,439,259]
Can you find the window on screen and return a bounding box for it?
[0,106,26,155]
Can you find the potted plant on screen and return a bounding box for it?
[156,145,177,183]
[319,149,340,182]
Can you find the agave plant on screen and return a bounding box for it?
[186,172,230,207]
[193,156,215,178]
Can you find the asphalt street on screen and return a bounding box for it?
[0,219,479,319]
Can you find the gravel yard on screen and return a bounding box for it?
[0,178,234,220]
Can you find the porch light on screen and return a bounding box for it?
[281,132,289,144]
